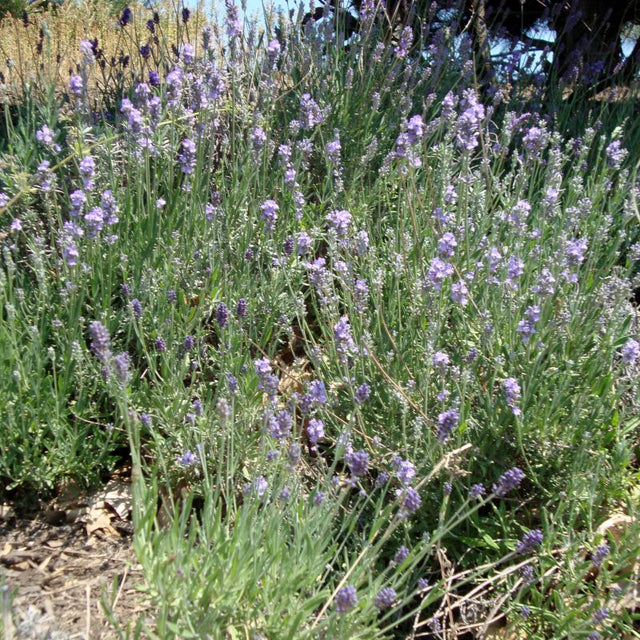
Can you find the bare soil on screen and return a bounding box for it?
[0,473,149,639]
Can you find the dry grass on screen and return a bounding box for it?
[0,0,212,102]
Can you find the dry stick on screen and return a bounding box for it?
[109,566,129,622]
[85,583,91,640]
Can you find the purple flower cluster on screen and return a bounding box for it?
[517,305,541,344]
[333,316,358,364]
[179,139,197,175]
[437,408,459,443]
[268,409,292,441]
[395,114,424,168]
[621,338,639,365]
[345,450,369,478]
[503,377,522,416]
[326,209,352,238]
[260,199,279,232]
[456,90,485,151]
[374,587,397,611]
[516,529,543,554]
[590,544,610,568]
[492,467,525,497]
[334,585,357,613]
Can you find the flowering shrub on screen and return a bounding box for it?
[0,1,639,638]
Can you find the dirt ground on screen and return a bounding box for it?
[0,471,150,639]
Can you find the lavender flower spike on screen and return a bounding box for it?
[492,467,525,497]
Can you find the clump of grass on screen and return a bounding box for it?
[1,1,639,637]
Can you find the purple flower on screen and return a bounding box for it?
[333,316,357,363]
[180,42,194,64]
[394,25,413,59]
[565,238,588,269]
[396,459,416,485]
[522,126,548,158]
[606,140,626,168]
[296,231,313,255]
[433,351,450,371]
[184,335,195,351]
[506,255,524,284]
[533,268,556,296]
[63,238,79,266]
[84,207,104,238]
[492,467,525,497]
[131,298,142,319]
[326,209,352,238]
[621,338,639,365]
[89,321,111,361]
[375,472,389,487]
[374,587,397,611]
[68,75,83,96]
[437,232,457,258]
[398,487,422,518]
[307,418,325,445]
[252,126,266,153]
[0,192,9,208]
[307,380,327,406]
[268,409,292,441]
[177,450,199,466]
[299,93,324,128]
[593,608,609,624]
[456,89,485,151]
[266,38,281,67]
[334,585,357,613]
[393,546,409,564]
[36,124,56,148]
[154,336,166,352]
[260,199,279,231]
[520,564,535,585]
[225,1,242,39]
[36,161,53,192]
[79,155,96,190]
[517,305,541,344]
[437,408,459,443]
[114,352,131,386]
[354,383,371,405]
[591,544,610,568]
[140,413,152,427]
[516,529,543,555]
[451,281,469,306]
[426,258,454,291]
[346,450,369,477]
[313,491,326,506]
[470,483,486,498]
[251,476,268,498]
[216,302,229,328]
[179,138,197,174]
[326,138,341,163]
[236,298,247,318]
[503,377,522,416]
[119,6,132,27]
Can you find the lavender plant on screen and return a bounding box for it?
[0,1,639,637]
